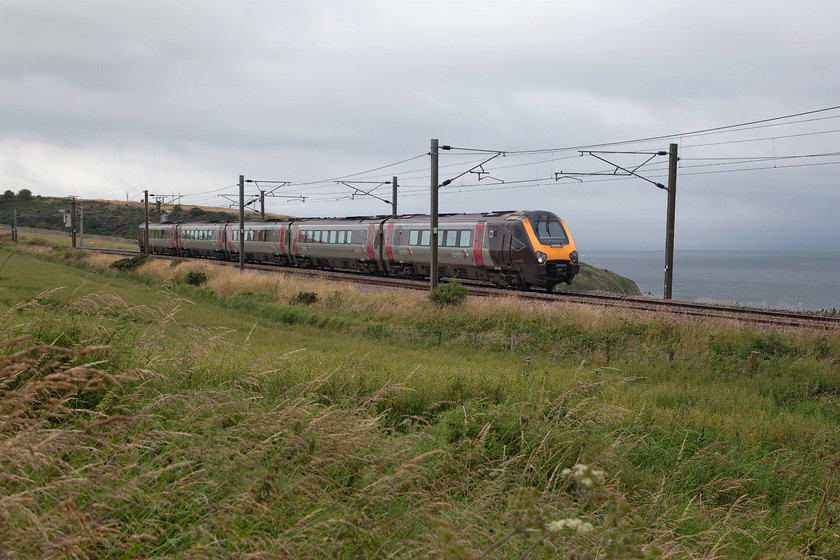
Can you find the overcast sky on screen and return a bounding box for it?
[1,0,838,251]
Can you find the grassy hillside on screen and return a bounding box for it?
[566,262,640,295]
[1,246,838,559]
[0,193,265,239]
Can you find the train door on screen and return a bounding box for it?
[385,223,395,261]
[474,222,485,266]
[216,224,224,253]
[366,224,376,260]
[278,225,286,256]
[174,225,183,256]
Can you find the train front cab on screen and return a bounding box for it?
[518,211,580,289]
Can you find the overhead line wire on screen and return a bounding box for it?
[441,106,840,156]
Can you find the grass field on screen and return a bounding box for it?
[1,244,838,559]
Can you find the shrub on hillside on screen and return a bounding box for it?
[110,254,149,271]
[185,271,207,286]
[429,281,468,306]
[290,291,319,305]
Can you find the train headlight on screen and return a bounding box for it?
[535,251,547,264]
[569,251,578,264]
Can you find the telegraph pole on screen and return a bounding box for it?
[143,190,150,255]
[430,139,439,292]
[239,174,245,270]
[663,143,678,300]
[392,176,398,217]
[260,191,265,220]
[12,207,17,243]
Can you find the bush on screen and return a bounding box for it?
[110,254,149,271]
[290,291,319,305]
[429,281,468,306]
[185,271,207,286]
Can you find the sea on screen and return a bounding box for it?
[580,250,840,313]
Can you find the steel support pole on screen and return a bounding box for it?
[143,190,149,255]
[392,176,398,217]
[664,143,678,299]
[430,139,439,292]
[239,175,245,271]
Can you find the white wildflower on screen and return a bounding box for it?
[547,517,595,534]
[561,463,606,488]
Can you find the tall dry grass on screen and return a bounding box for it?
[3,250,837,558]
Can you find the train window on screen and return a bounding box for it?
[313,231,321,242]
[338,231,346,244]
[346,231,352,244]
[445,230,457,247]
[329,230,337,243]
[533,218,570,246]
[459,230,471,247]
[409,230,419,246]
[420,230,430,246]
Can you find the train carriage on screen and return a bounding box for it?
[385,214,490,281]
[291,216,385,274]
[224,221,291,265]
[140,223,179,256]
[176,223,226,259]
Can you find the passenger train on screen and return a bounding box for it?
[138,210,580,290]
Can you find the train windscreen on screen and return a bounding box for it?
[530,214,570,246]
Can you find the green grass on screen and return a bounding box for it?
[1,245,839,559]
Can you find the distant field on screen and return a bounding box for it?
[0,225,137,250]
[1,246,838,559]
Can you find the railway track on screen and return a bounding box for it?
[93,247,839,329]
